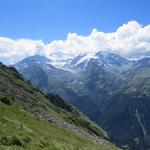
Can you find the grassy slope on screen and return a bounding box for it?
[0,102,120,150]
[0,63,121,150]
[0,63,108,138]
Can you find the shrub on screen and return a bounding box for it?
[0,135,31,147]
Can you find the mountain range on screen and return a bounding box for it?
[13,51,150,150]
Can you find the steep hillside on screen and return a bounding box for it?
[100,58,150,150]
[0,62,120,150]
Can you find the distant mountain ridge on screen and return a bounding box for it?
[69,51,131,68]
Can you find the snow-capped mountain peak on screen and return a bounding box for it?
[47,52,74,69]
[69,51,132,70]
[14,54,52,70]
[74,53,98,66]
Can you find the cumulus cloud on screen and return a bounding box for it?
[0,20,150,64]
[45,21,150,59]
[0,37,45,64]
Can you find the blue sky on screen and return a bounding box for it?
[0,0,150,65]
[0,0,149,42]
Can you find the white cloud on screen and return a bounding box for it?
[45,21,150,59]
[0,37,45,64]
[0,20,150,64]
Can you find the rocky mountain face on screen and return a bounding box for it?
[100,58,150,150]
[14,52,150,150]
[0,62,120,150]
[15,54,76,93]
